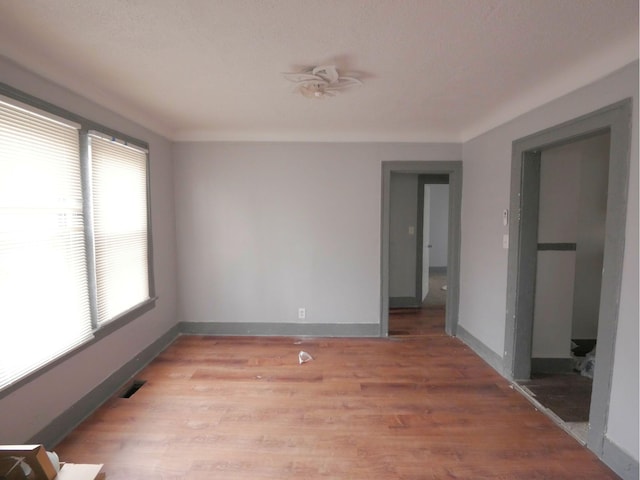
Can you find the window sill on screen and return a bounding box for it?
[0,297,157,400]
[93,297,158,340]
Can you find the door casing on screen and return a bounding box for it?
[381,161,462,337]
[504,99,632,456]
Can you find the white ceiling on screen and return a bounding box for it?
[0,0,637,142]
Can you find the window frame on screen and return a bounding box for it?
[0,81,156,398]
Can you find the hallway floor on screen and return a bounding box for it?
[389,269,447,337]
[423,269,447,307]
[388,305,445,336]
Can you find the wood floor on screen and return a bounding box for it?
[388,305,445,337]
[54,309,619,479]
[521,373,593,423]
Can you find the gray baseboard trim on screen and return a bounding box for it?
[602,437,639,480]
[456,325,505,376]
[180,321,380,337]
[30,324,180,449]
[389,296,421,308]
[531,357,575,374]
[455,328,637,478]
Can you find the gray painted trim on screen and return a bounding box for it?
[445,165,462,337]
[93,298,157,339]
[420,174,449,184]
[80,129,99,329]
[0,297,157,400]
[416,175,425,306]
[429,266,448,275]
[504,99,633,458]
[537,243,577,251]
[602,437,639,480]
[145,149,156,299]
[30,324,179,449]
[180,322,380,337]
[456,325,505,376]
[510,150,541,380]
[530,357,575,374]
[381,161,462,337]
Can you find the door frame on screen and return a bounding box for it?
[381,161,462,337]
[503,99,632,455]
[416,174,450,305]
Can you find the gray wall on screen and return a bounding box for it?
[533,133,609,358]
[532,141,581,358]
[428,184,449,267]
[572,133,610,340]
[388,177,448,301]
[389,173,418,298]
[538,146,581,242]
[532,251,576,358]
[421,185,430,301]
[460,61,638,462]
[173,142,461,328]
[0,56,179,443]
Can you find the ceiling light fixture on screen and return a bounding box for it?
[283,65,362,99]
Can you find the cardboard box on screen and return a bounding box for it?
[0,455,25,480]
[0,446,57,480]
[56,464,104,480]
[0,447,104,480]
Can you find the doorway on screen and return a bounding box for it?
[504,100,632,456]
[381,161,462,337]
[520,132,610,443]
[387,173,450,336]
[419,175,450,310]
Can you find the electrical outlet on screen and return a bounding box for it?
[298,308,306,320]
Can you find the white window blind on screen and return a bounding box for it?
[0,99,92,389]
[89,134,150,326]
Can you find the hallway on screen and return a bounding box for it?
[389,268,447,337]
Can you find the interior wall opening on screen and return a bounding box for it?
[388,173,450,337]
[380,161,462,339]
[504,97,632,458]
[519,132,610,444]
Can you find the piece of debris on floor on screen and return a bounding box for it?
[298,351,313,364]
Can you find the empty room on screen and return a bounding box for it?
[0,1,637,479]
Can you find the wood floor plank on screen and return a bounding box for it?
[53,309,620,479]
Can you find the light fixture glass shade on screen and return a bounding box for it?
[283,65,362,99]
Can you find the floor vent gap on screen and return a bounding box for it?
[121,380,146,398]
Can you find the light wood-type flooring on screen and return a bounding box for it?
[54,308,619,479]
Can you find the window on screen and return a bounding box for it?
[0,91,154,392]
[89,134,150,326]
